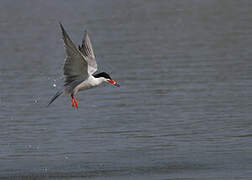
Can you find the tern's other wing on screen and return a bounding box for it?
[60,23,88,89]
[78,30,97,74]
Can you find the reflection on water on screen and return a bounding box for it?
[1,0,252,179]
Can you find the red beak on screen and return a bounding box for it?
[107,79,120,87]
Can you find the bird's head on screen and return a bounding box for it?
[94,72,120,87]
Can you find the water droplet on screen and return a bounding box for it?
[43,168,48,172]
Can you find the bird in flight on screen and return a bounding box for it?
[48,23,120,109]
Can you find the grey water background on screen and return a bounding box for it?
[1,0,252,179]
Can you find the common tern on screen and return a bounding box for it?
[48,23,120,109]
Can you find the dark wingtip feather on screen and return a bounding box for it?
[59,22,63,28]
[59,22,66,34]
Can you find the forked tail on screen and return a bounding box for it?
[47,90,64,107]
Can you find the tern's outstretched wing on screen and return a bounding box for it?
[78,31,97,74]
[60,23,88,89]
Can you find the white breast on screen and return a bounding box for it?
[74,76,104,93]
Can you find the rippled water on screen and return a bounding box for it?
[1,0,252,179]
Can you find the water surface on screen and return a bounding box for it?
[1,0,252,179]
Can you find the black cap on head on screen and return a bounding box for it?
[93,72,111,79]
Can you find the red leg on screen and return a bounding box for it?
[74,98,78,109]
[71,94,75,107]
[72,98,75,107]
[71,94,78,109]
